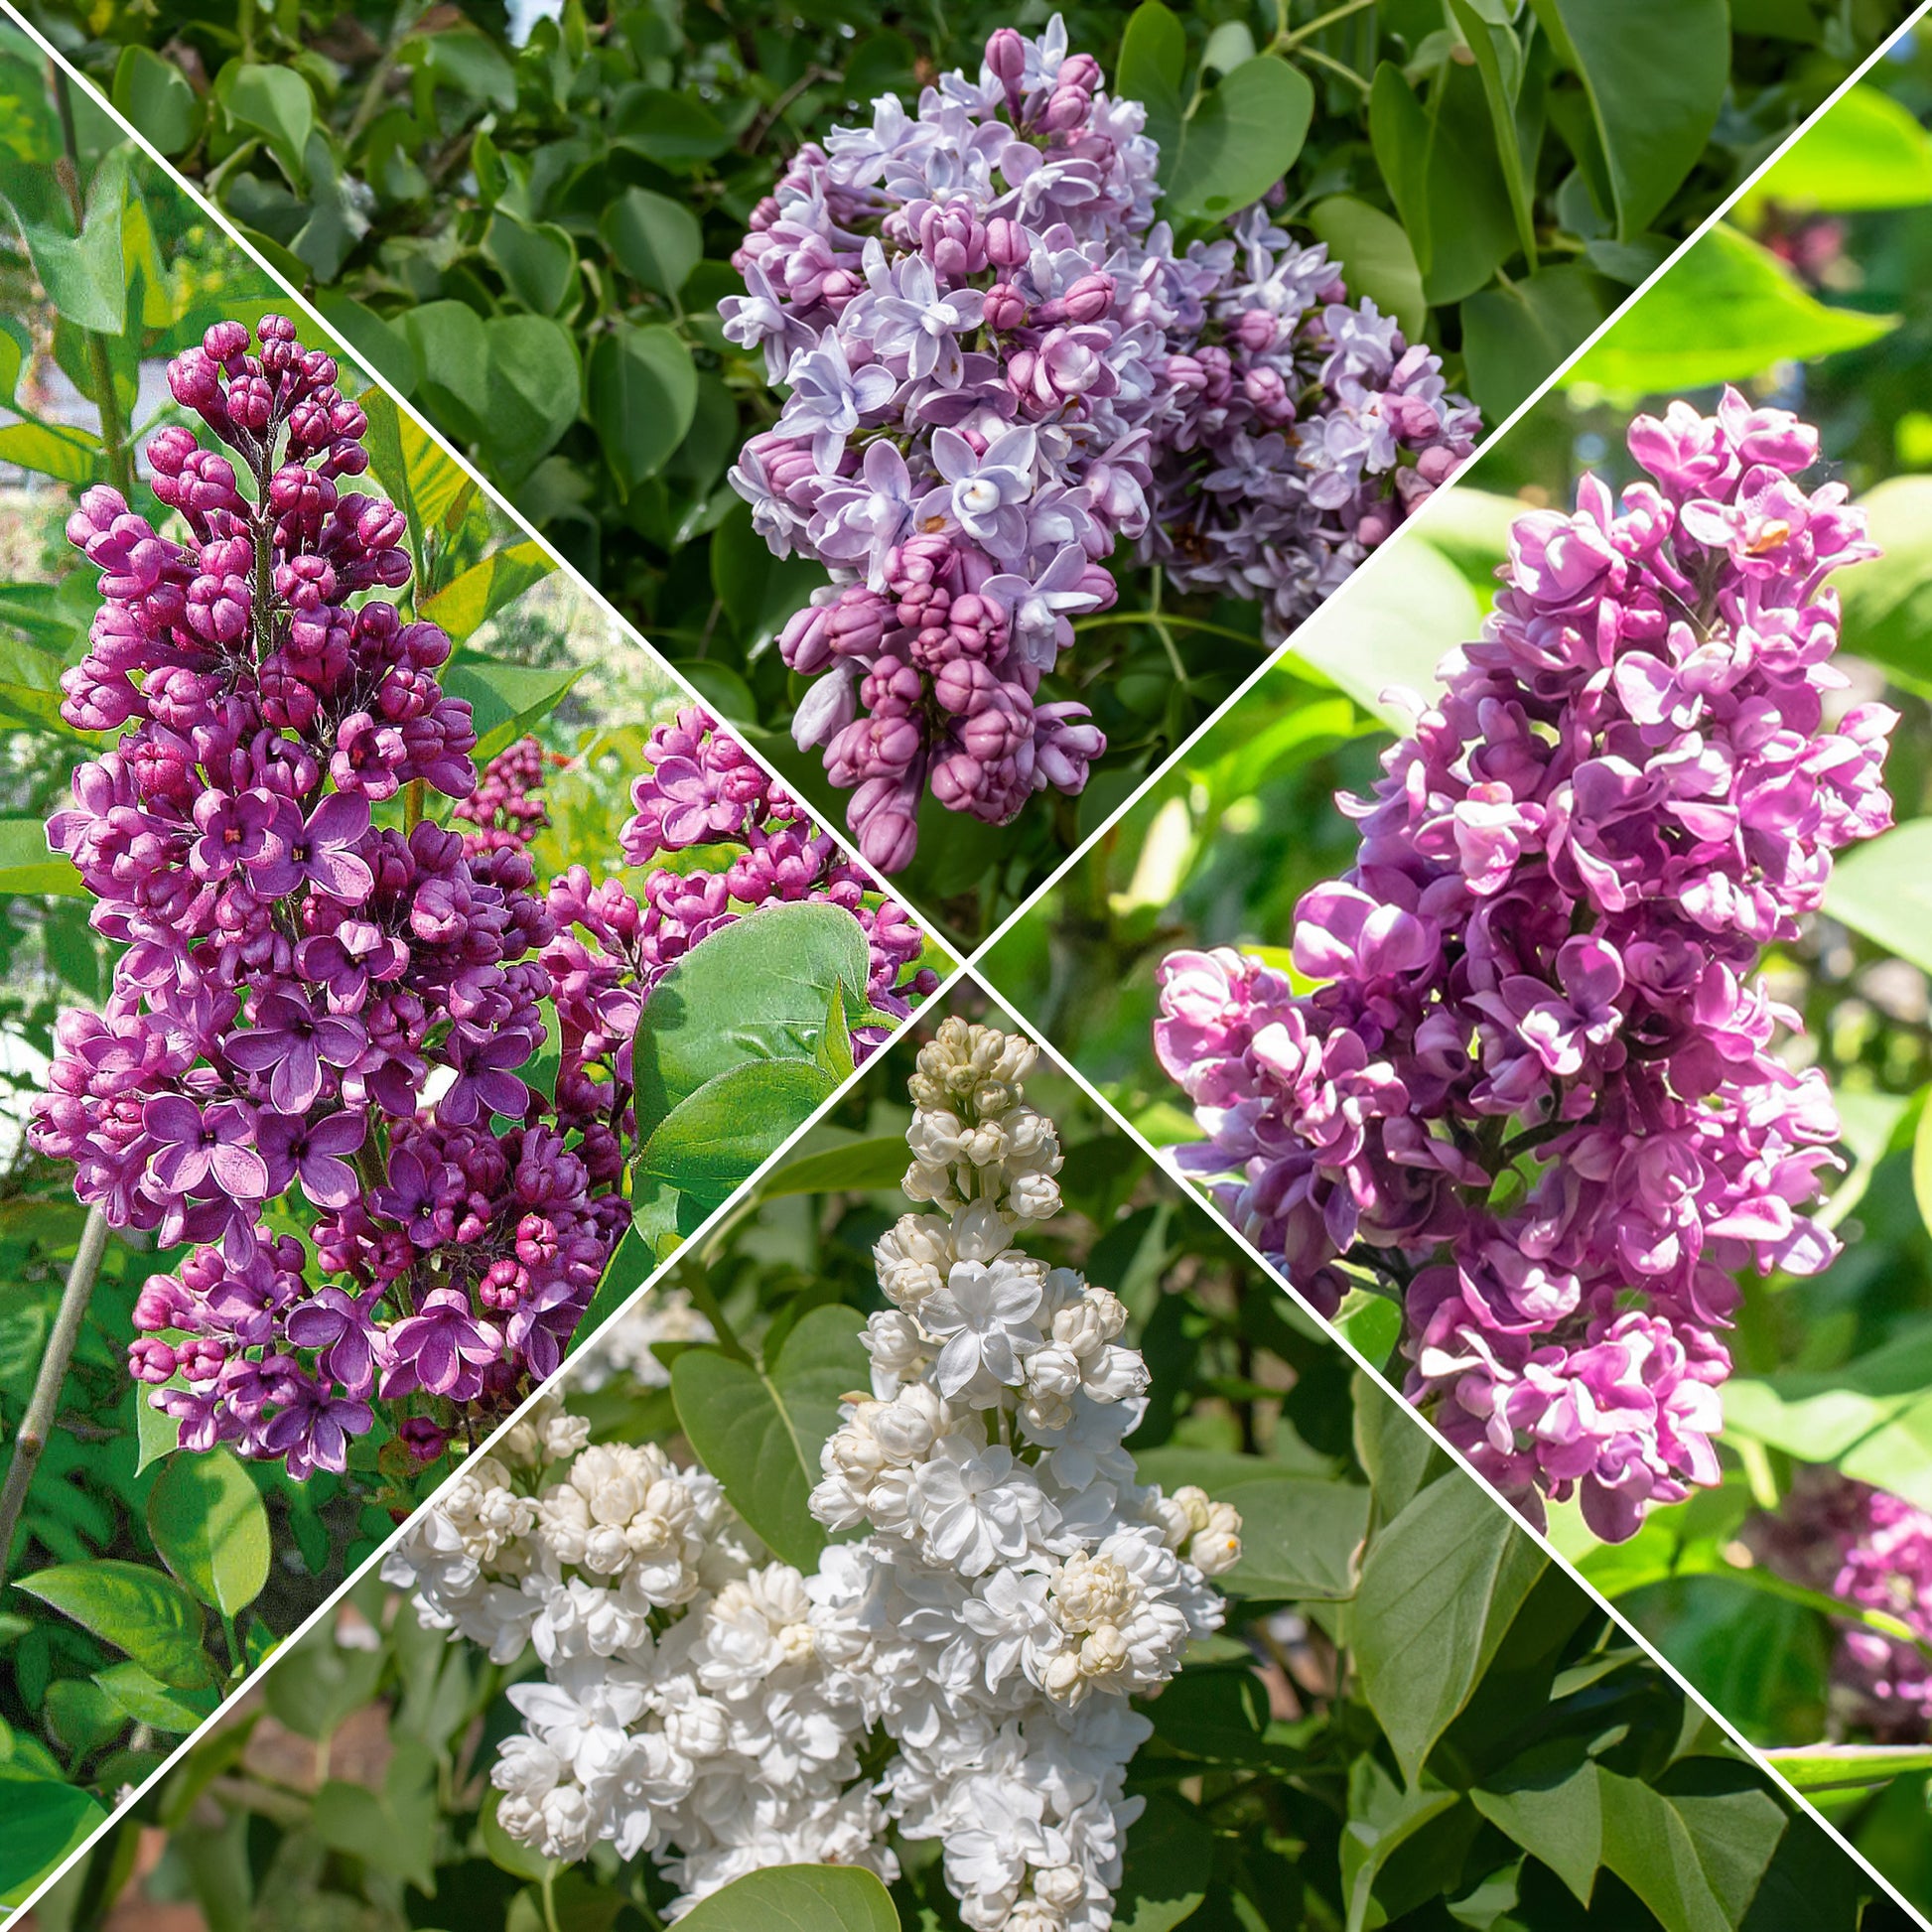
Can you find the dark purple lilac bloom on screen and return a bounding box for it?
[224,993,365,1114]
[380,1287,502,1402]
[143,1094,269,1200]
[1156,390,1893,1543]
[256,1108,365,1207]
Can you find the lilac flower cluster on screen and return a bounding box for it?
[1155,390,1894,1541]
[542,706,938,1165]
[457,735,553,855]
[724,16,1476,871]
[30,319,626,1477]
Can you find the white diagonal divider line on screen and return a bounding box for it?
[953,0,1932,975]
[957,956,1932,1932]
[0,940,979,1928]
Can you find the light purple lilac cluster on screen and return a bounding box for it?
[1155,389,1894,1541]
[30,319,626,1476]
[723,16,1476,871]
[541,706,937,1163]
[1767,1474,1932,1740]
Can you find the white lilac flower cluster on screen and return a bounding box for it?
[724,16,1477,871]
[386,1022,1240,1932]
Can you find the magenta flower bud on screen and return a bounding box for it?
[984,281,1029,332]
[1061,272,1115,324]
[1041,83,1089,131]
[1060,53,1101,91]
[986,216,1030,268]
[985,27,1027,85]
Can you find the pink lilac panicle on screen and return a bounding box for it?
[727,14,1476,871]
[537,706,938,1173]
[31,318,626,1476]
[1154,388,1894,1542]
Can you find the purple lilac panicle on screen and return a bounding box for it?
[727,15,1476,871]
[1155,389,1894,1542]
[539,707,939,1166]
[31,318,626,1476]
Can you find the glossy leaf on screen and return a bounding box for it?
[632,900,874,1139]
[417,541,554,644]
[16,1560,211,1689]
[0,422,101,485]
[1747,80,1932,214]
[147,1447,271,1616]
[441,653,581,762]
[0,1769,107,1905]
[640,1057,839,1207]
[93,1660,220,1733]
[1114,1792,1214,1932]
[1115,3,1186,174]
[671,1304,871,1567]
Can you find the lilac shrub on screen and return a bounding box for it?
[724,17,1476,871]
[1155,390,1894,1541]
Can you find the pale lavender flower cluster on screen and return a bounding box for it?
[30,319,626,1476]
[541,706,937,1166]
[724,16,1475,871]
[1155,389,1894,1541]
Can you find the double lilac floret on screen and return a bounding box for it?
[726,15,1477,871]
[32,318,625,1477]
[1155,389,1894,1542]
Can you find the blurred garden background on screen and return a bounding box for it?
[981,37,1932,1909]
[19,0,1916,939]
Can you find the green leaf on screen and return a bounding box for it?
[1215,1476,1368,1600]
[1824,819,1932,976]
[483,314,581,483]
[1597,1763,1788,1932]
[1461,266,1607,420]
[1115,4,1186,175]
[418,541,554,645]
[1472,1760,1602,1905]
[1352,1476,1546,1781]
[400,300,491,441]
[589,324,699,490]
[1528,0,1725,237]
[1762,1743,1932,1793]
[147,1448,271,1617]
[136,1390,184,1473]
[673,1865,897,1932]
[671,1306,871,1569]
[481,1785,559,1880]
[1340,1756,1471,1932]
[484,211,579,316]
[111,47,201,156]
[640,1058,839,1207]
[1164,57,1313,221]
[93,1659,220,1733]
[1566,223,1895,392]
[0,148,126,335]
[441,653,581,762]
[1447,0,1538,271]
[1833,475,1932,694]
[1369,61,1518,306]
[0,1770,107,1906]
[225,64,316,187]
[1114,1792,1214,1932]
[312,1739,439,1891]
[611,88,734,164]
[260,1632,385,1741]
[711,500,820,652]
[1743,81,1932,214]
[602,187,704,299]
[1145,1665,1272,1763]
[632,900,875,1140]
[1289,536,1480,722]
[1915,1093,1932,1243]
[0,422,101,486]
[16,1560,211,1689]
[761,1135,910,1200]
[314,293,418,396]
[1305,195,1426,344]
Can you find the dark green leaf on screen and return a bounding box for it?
[1114,1791,1213,1932]
[92,1660,220,1733]
[484,211,579,316]
[401,300,492,441]
[602,187,704,299]
[483,314,581,483]
[0,1769,107,1905]
[224,64,316,186]
[1116,3,1187,178]
[711,501,820,652]
[1473,1760,1602,1904]
[588,324,698,489]
[1461,266,1607,419]
[1529,0,1726,237]
[612,88,734,163]
[1597,1763,1788,1932]
[673,1864,898,1932]
[1165,57,1313,221]
[111,47,201,156]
